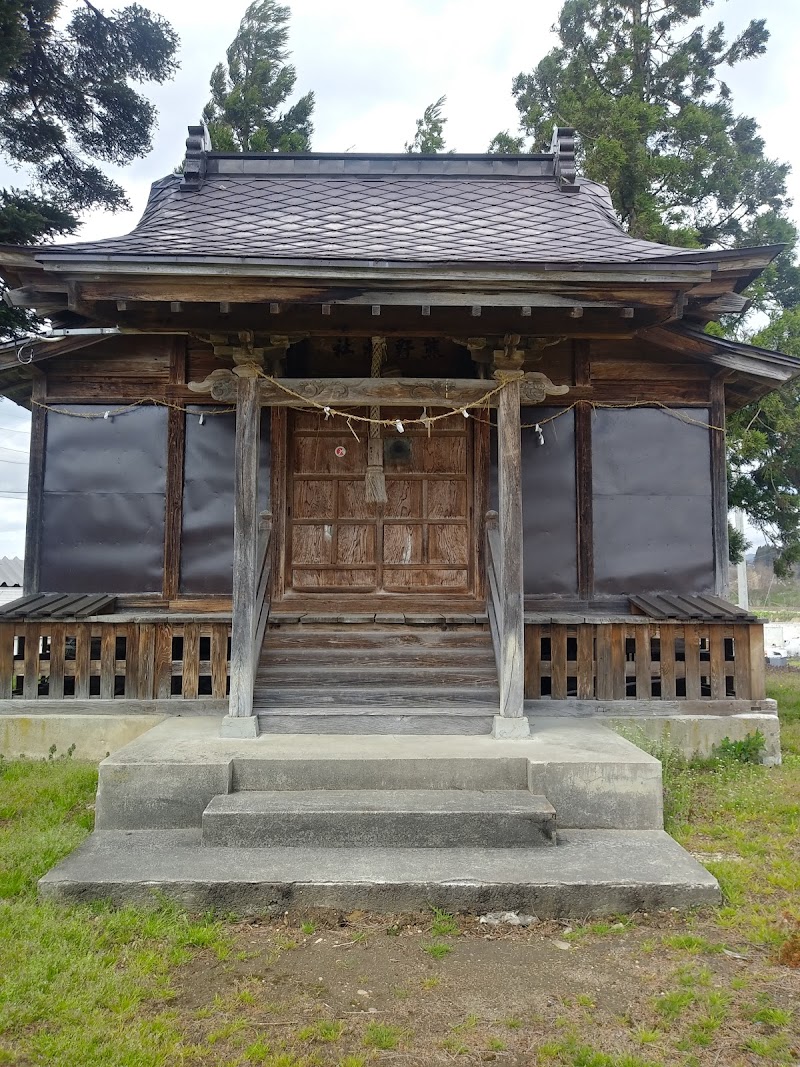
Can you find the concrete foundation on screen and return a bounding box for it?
[606,713,782,766]
[0,713,166,760]
[91,716,664,832]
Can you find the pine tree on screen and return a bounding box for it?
[203,0,314,153]
[405,96,449,153]
[491,1,792,254]
[0,0,179,338]
[493,0,800,570]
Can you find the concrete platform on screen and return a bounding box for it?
[93,716,664,832]
[201,789,557,848]
[38,827,720,917]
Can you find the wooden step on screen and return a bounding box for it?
[252,685,500,708]
[264,628,493,649]
[259,647,497,669]
[255,666,498,688]
[256,711,496,735]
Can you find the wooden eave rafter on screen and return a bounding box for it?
[642,324,800,404]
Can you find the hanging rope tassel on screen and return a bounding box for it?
[365,336,388,504]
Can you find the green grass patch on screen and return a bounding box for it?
[0,757,231,1066]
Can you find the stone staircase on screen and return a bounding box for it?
[254,616,500,733]
[39,719,721,916]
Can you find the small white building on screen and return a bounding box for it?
[0,557,22,606]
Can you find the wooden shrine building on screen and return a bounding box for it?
[1,125,798,742]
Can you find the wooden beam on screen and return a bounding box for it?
[23,373,46,596]
[228,373,261,721]
[710,375,729,598]
[207,374,570,407]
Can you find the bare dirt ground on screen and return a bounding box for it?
[168,906,799,1066]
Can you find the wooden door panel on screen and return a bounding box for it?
[338,479,370,519]
[422,437,466,474]
[337,524,376,565]
[293,480,335,519]
[383,524,423,565]
[429,524,470,565]
[293,567,376,589]
[427,479,466,519]
[285,408,476,599]
[385,480,423,518]
[384,567,469,590]
[295,435,365,474]
[292,525,334,565]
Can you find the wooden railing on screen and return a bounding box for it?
[228,511,273,718]
[485,511,504,684]
[524,620,767,705]
[0,619,231,701]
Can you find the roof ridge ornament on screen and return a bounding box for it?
[551,126,579,192]
[181,123,212,190]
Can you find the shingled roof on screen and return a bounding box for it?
[36,133,730,268]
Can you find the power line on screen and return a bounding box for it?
[0,444,29,455]
[0,425,31,436]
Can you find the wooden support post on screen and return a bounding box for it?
[225,372,261,734]
[710,375,729,598]
[493,372,529,737]
[24,373,46,596]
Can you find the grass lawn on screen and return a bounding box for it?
[0,680,798,1067]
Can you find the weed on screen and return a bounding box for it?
[423,940,452,959]
[744,1034,795,1061]
[654,990,696,1018]
[363,1022,403,1050]
[503,1016,523,1029]
[440,1036,469,1054]
[337,1058,366,1067]
[663,933,722,954]
[300,921,316,935]
[487,1037,507,1051]
[713,731,767,764]
[298,1020,343,1043]
[245,1037,273,1061]
[430,906,459,936]
[421,976,440,989]
[750,1006,793,1027]
[452,1013,480,1032]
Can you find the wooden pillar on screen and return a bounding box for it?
[710,375,729,598]
[493,371,529,737]
[23,373,46,595]
[224,372,261,735]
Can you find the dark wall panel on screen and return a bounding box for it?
[490,407,577,595]
[40,405,167,592]
[180,408,271,594]
[592,408,714,595]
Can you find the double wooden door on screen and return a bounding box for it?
[284,408,476,597]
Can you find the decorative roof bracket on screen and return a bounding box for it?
[180,123,212,190]
[551,126,579,192]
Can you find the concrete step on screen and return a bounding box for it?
[201,789,556,848]
[254,666,498,688]
[256,710,495,734]
[39,828,721,917]
[251,686,501,707]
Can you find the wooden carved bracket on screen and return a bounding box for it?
[187,372,569,406]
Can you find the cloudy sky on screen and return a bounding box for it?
[1,0,799,557]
